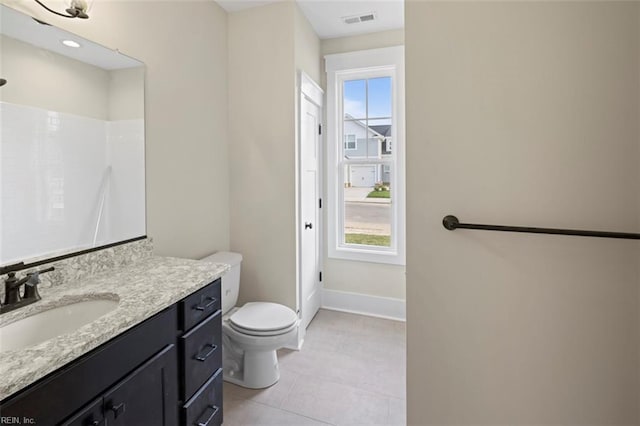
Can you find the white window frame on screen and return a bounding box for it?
[325,46,405,265]
[344,134,357,150]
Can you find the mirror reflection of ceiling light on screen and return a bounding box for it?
[62,39,81,48]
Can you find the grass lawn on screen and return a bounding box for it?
[367,189,390,199]
[345,233,391,247]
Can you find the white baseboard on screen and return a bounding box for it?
[321,288,406,321]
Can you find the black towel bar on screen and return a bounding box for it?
[443,215,640,240]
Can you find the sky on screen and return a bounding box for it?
[344,77,392,124]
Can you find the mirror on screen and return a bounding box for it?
[0,5,146,266]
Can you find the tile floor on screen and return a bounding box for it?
[223,309,406,425]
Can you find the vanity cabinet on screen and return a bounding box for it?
[62,345,177,426]
[0,278,223,426]
[178,279,223,426]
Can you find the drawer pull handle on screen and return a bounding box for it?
[195,343,218,361]
[196,404,219,426]
[194,296,217,311]
[109,402,126,418]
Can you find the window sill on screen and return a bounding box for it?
[329,245,405,266]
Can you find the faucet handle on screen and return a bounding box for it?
[23,267,55,300]
[3,272,27,306]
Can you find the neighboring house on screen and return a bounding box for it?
[343,114,392,187]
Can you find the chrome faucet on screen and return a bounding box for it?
[1,267,54,314]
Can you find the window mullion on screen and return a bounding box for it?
[365,79,369,159]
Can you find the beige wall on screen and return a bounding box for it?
[320,30,406,301]
[1,0,230,259]
[294,4,321,86]
[228,1,320,311]
[0,34,109,120]
[108,67,144,121]
[321,29,404,57]
[320,28,404,92]
[228,1,298,309]
[0,34,143,121]
[406,1,640,424]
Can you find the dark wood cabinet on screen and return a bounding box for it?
[180,310,222,398]
[178,279,223,426]
[103,345,178,426]
[180,279,221,332]
[183,369,223,426]
[0,278,223,426]
[62,345,177,426]
[61,398,104,426]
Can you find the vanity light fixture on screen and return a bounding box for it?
[61,39,81,48]
[34,0,91,19]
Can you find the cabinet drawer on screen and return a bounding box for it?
[183,369,222,426]
[180,310,222,399]
[181,279,221,332]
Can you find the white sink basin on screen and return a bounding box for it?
[0,299,118,353]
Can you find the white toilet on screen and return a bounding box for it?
[201,251,299,389]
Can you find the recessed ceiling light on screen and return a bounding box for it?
[61,40,81,48]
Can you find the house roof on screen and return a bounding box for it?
[369,125,391,137]
[344,114,391,139]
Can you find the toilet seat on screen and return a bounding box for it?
[229,302,298,336]
[229,321,298,337]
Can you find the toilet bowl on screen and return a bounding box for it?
[201,252,299,389]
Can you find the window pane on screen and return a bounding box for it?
[343,119,368,158]
[343,119,390,160]
[343,79,366,119]
[367,77,392,119]
[367,118,392,157]
[343,164,392,247]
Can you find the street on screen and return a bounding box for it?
[345,201,391,235]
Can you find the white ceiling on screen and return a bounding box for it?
[215,0,404,39]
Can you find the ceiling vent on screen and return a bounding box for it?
[342,12,376,25]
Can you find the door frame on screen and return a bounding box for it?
[291,71,324,350]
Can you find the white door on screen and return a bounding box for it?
[300,85,322,331]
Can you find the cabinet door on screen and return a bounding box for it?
[60,397,104,426]
[103,344,178,426]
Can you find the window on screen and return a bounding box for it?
[325,46,405,265]
[344,134,357,150]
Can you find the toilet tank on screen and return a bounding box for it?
[200,251,242,314]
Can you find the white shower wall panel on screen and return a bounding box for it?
[0,102,145,264]
[106,119,145,245]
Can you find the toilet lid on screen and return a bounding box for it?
[229,302,298,332]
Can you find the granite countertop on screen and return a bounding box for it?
[0,256,229,400]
